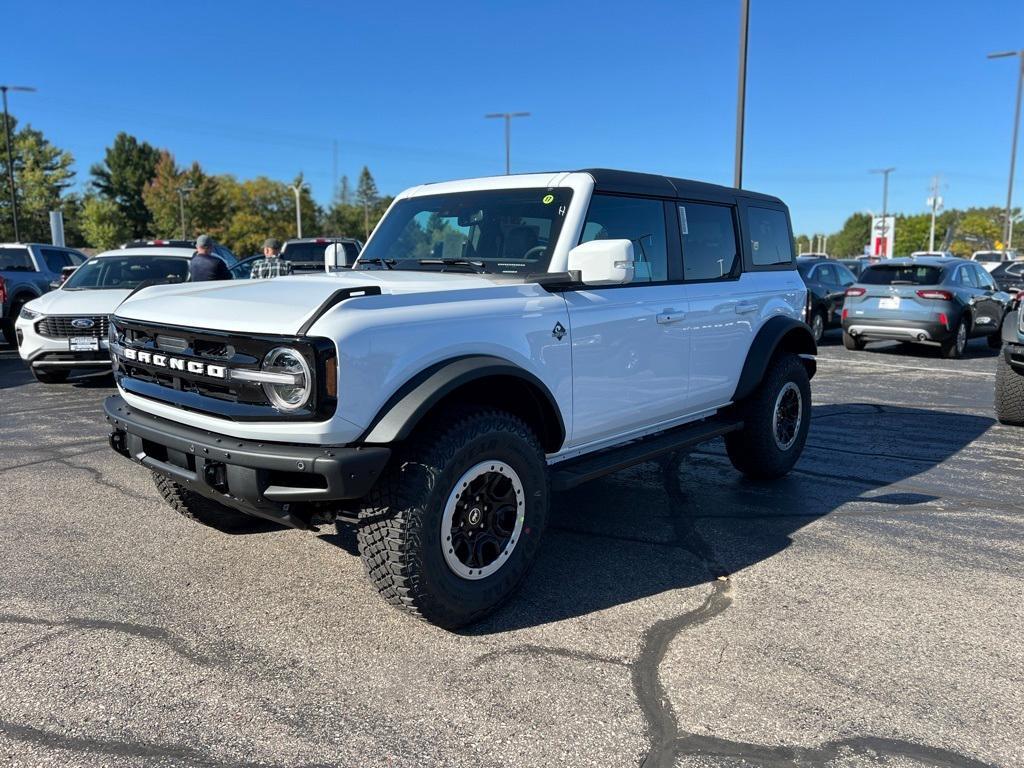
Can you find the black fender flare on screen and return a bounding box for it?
[360,355,566,450]
[732,316,817,403]
[1002,309,1020,344]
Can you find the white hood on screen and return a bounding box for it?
[113,270,517,335]
[26,287,133,316]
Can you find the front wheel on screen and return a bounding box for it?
[31,368,69,384]
[995,351,1024,425]
[153,472,257,532]
[988,331,1003,350]
[726,354,811,480]
[357,407,548,629]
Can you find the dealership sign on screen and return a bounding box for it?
[871,216,895,258]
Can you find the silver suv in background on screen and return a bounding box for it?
[281,237,363,270]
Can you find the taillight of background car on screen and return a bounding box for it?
[845,287,866,297]
[916,289,954,300]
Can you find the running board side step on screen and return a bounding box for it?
[549,417,742,492]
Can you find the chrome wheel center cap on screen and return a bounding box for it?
[467,507,482,525]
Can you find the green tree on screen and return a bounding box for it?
[80,196,131,249]
[143,151,184,237]
[826,213,871,258]
[949,208,1003,257]
[356,166,379,239]
[0,114,76,242]
[220,175,298,255]
[90,132,161,238]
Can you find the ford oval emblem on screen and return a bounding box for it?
[71,318,95,329]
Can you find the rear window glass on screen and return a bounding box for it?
[747,207,793,266]
[859,265,943,285]
[281,242,334,262]
[973,252,1001,262]
[0,247,34,271]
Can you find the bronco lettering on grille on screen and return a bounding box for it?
[121,346,226,379]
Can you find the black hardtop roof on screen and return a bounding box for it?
[579,168,784,205]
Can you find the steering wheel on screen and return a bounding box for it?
[521,246,547,261]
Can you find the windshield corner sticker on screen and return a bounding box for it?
[542,194,554,205]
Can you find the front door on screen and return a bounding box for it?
[565,194,689,447]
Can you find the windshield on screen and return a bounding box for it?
[973,252,1002,262]
[859,265,943,286]
[63,256,190,290]
[358,188,574,275]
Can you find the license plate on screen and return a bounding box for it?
[878,296,901,310]
[69,336,99,352]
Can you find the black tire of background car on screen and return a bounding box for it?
[354,406,548,629]
[30,368,69,383]
[842,330,865,351]
[994,352,1024,426]
[988,331,1003,350]
[152,472,257,532]
[725,353,811,480]
[1,298,27,345]
[810,310,825,344]
[941,318,968,360]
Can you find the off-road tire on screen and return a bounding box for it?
[842,330,865,351]
[152,472,255,532]
[356,407,548,629]
[725,353,811,480]
[995,350,1024,426]
[31,368,69,383]
[941,318,968,359]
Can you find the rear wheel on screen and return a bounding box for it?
[809,310,825,343]
[941,319,968,359]
[988,331,1003,350]
[31,368,69,384]
[995,351,1024,425]
[356,407,548,629]
[152,472,256,532]
[842,330,865,351]
[726,354,811,480]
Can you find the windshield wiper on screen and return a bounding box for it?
[357,257,395,270]
[416,258,486,273]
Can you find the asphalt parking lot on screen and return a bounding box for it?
[1,334,1022,768]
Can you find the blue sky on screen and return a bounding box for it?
[6,0,1023,235]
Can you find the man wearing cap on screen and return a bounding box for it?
[250,238,293,279]
[188,234,231,282]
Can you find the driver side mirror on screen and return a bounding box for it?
[566,239,635,286]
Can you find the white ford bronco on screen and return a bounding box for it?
[104,169,815,627]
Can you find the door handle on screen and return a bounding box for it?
[735,302,758,314]
[656,311,685,325]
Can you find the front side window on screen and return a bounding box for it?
[679,202,738,281]
[816,263,838,286]
[63,257,190,290]
[747,207,793,266]
[580,195,668,282]
[973,264,997,290]
[359,188,573,276]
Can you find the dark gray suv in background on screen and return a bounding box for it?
[841,257,1012,358]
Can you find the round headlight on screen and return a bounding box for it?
[262,347,312,411]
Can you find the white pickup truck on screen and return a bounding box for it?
[104,169,815,627]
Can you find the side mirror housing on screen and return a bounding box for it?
[566,239,634,285]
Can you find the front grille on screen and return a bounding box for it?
[36,315,109,338]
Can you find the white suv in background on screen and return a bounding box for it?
[104,169,816,627]
[16,247,205,382]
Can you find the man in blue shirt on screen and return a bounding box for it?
[188,234,230,282]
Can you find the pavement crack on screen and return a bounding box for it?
[473,643,629,669]
[0,613,215,666]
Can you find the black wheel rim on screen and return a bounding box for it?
[773,382,802,451]
[441,461,525,580]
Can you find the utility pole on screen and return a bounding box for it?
[484,112,530,174]
[870,168,896,256]
[175,185,193,240]
[291,180,309,238]
[332,140,339,202]
[927,175,943,252]
[987,50,1023,249]
[734,0,750,188]
[1,84,36,242]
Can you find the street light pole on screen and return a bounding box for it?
[987,50,1024,249]
[484,112,530,174]
[1,84,37,242]
[734,0,750,189]
[870,168,895,256]
[175,186,193,240]
[291,181,309,238]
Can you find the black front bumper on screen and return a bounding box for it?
[104,396,390,529]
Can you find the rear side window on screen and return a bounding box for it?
[0,247,35,271]
[747,207,793,266]
[860,265,943,285]
[581,195,668,283]
[678,202,738,281]
[41,248,72,272]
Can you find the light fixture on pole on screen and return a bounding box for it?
[484,112,530,175]
[175,185,194,240]
[987,49,1023,249]
[734,0,750,189]
[1,84,37,243]
[291,180,309,238]
[870,168,896,257]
